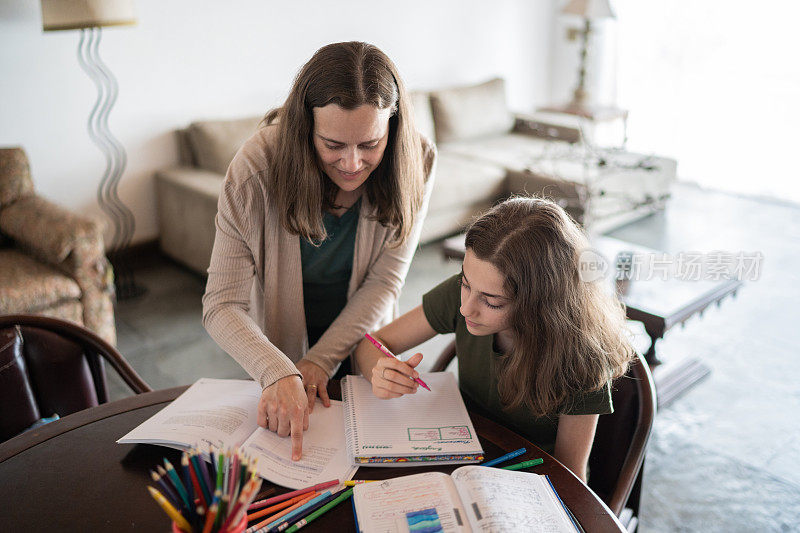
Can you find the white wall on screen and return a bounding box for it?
[0,0,556,246]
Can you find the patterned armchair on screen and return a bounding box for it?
[0,147,116,345]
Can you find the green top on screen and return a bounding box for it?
[422,274,612,453]
[300,200,361,347]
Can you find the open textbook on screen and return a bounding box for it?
[342,372,484,465]
[352,466,579,533]
[117,378,357,489]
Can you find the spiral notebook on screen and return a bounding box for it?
[342,372,484,466]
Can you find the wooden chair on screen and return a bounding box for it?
[0,314,151,442]
[430,341,656,532]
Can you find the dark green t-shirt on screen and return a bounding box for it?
[422,274,613,453]
[300,200,361,347]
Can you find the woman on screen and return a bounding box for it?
[202,42,436,461]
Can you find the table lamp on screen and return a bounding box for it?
[561,0,616,110]
[41,0,145,299]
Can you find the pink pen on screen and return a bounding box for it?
[364,333,431,391]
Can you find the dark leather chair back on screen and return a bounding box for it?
[588,356,656,525]
[430,341,656,528]
[0,314,151,442]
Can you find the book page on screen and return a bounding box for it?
[352,472,471,533]
[451,466,577,533]
[239,399,357,489]
[117,378,261,451]
[345,373,483,460]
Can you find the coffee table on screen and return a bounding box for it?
[442,234,743,408]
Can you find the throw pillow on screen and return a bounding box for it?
[430,78,515,143]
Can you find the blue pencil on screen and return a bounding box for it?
[273,490,343,533]
[481,447,527,467]
[263,491,332,532]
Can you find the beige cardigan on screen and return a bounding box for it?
[202,127,437,389]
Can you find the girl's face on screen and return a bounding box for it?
[460,249,513,338]
[312,103,392,194]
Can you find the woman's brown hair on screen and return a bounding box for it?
[465,196,634,416]
[263,41,426,244]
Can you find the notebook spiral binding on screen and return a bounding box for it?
[341,377,359,457]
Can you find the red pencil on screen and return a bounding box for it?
[248,479,339,510]
[364,333,431,391]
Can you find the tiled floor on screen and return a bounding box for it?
[112,182,800,532]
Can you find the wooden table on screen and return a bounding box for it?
[0,385,624,532]
[443,234,743,408]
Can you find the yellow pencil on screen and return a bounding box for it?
[148,485,193,532]
[344,480,379,486]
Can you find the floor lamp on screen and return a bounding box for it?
[41,0,145,300]
[561,0,616,111]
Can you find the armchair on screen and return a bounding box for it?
[0,147,116,345]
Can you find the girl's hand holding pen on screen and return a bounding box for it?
[370,352,424,399]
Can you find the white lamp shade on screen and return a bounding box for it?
[41,0,136,31]
[561,0,616,19]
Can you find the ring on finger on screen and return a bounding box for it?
[308,384,317,391]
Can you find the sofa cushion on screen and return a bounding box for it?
[0,147,35,208]
[186,116,262,175]
[430,78,515,143]
[409,91,436,143]
[0,250,81,313]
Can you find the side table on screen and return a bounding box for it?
[536,104,629,148]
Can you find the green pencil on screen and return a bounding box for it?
[284,487,354,532]
[500,458,544,471]
[216,453,224,491]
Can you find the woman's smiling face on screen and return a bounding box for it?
[312,103,392,194]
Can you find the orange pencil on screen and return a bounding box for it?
[202,502,218,533]
[246,492,311,521]
[246,492,316,532]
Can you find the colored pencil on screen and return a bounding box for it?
[151,469,181,508]
[164,458,192,509]
[284,488,354,533]
[222,477,262,532]
[247,493,310,521]
[217,454,225,492]
[189,458,208,509]
[181,454,197,512]
[248,480,339,510]
[149,485,193,532]
[191,452,213,505]
[364,333,431,391]
[202,503,218,533]
[482,447,527,467]
[500,458,544,471]
[246,493,316,533]
[263,491,331,533]
[343,480,378,486]
[268,490,340,533]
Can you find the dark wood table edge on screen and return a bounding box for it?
[2,385,625,533]
[0,386,188,463]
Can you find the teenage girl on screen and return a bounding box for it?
[354,196,634,481]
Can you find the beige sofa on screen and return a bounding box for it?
[156,79,676,274]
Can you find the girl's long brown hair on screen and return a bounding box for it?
[263,41,426,244]
[465,196,634,416]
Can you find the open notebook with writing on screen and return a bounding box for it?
[352,466,579,532]
[117,378,356,489]
[342,372,484,465]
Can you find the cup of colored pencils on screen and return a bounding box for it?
[147,447,263,533]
